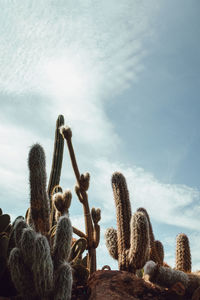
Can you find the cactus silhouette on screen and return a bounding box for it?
[175,233,191,273]
[28,143,50,236]
[105,172,150,272]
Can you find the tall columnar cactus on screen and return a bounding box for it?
[48,115,65,228]
[28,144,50,236]
[105,172,150,272]
[175,233,191,273]
[48,114,65,200]
[60,125,101,274]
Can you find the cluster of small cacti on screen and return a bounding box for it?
[105,172,162,273]
[105,171,200,298]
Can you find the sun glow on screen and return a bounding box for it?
[42,57,89,99]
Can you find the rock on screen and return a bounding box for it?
[87,270,190,300]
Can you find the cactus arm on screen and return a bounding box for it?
[154,240,164,266]
[28,144,50,236]
[111,172,132,270]
[33,235,53,297]
[137,207,159,264]
[91,208,101,248]
[8,247,35,298]
[48,114,65,201]
[60,126,80,182]
[52,216,72,269]
[53,262,72,300]
[105,227,118,260]
[72,226,87,239]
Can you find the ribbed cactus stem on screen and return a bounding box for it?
[129,211,150,271]
[53,262,72,300]
[48,114,64,201]
[52,216,72,269]
[112,172,132,271]
[105,227,118,260]
[175,233,191,273]
[28,143,50,236]
[32,234,53,297]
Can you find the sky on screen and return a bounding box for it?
[0,0,200,271]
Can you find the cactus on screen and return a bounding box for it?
[144,260,200,298]
[128,211,150,272]
[53,189,72,222]
[105,227,118,260]
[154,240,164,266]
[28,143,50,236]
[105,172,150,272]
[137,207,161,265]
[48,114,65,200]
[48,115,65,228]
[144,260,189,288]
[52,215,72,269]
[8,215,73,300]
[53,262,72,300]
[175,233,191,273]
[60,124,101,274]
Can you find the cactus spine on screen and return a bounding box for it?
[28,144,50,236]
[105,172,150,272]
[175,233,191,273]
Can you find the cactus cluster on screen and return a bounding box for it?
[105,172,163,273]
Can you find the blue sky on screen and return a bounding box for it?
[0,1,200,270]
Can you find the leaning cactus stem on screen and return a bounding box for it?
[60,125,101,274]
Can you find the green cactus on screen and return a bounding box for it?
[28,143,50,236]
[175,233,191,273]
[105,172,150,272]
